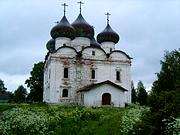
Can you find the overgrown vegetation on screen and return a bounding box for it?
[134,49,180,135]
[0,104,148,135]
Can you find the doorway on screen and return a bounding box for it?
[102,93,111,105]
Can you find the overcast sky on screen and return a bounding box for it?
[0,0,180,92]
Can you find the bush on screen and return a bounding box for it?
[0,108,49,135]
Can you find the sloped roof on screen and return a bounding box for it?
[77,80,128,92]
[110,50,133,59]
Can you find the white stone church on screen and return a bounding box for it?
[43,3,132,107]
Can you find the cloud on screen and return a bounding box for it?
[0,72,29,92]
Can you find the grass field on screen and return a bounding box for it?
[0,103,149,135]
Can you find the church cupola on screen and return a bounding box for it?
[97,12,119,53]
[50,3,75,49]
[97,24,119,44]
[46,39,55,53]
[50,15,75,40]
[90,37,101,48]
[71,1,94,51]
[72,13,94,39]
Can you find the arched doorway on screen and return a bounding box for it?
[102,93,111,105]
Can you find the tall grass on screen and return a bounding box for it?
[0,104,149,135]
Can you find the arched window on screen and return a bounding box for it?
[91,69,95,79]
[62,89,68,97]
[64,68,68,78]
[116,71,120,81]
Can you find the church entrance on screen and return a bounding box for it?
[102,93,111,105]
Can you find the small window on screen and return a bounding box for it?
[116,71,120,81]
[62,89,68,97]
[91,69,95,79]
[92,51,95,56]
[110,48,112,52]
[64,68,68,78]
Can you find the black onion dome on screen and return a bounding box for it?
[72,13,94,39]
[97,24,119,44]
[51,16,75,39]
[90,37,101,48]
[46,39,55,53]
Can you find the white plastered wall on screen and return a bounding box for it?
[83,84,126,107]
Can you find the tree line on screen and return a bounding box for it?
[132,49,180,135]
[0,62,44,103]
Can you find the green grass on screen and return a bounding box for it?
[0,103,149,135]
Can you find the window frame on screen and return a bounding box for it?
[92,50,95,56]
[62,89,68,97]
[64,68,68,78]
[116,71,120,81]
[91,69,95,79]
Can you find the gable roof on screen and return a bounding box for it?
[77,80,128,92]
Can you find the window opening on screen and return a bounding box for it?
[64,68,68,78]
[91,69,95,79]
[92,51,95,56]
[116,71,120,81]
[62,89,68,97]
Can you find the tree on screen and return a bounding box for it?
[25,62,44,102]
[131,81,136,103]
[136,81,147,105]
[14,85,27,103]
[152,49,180,93]
[0,79,7,94]
[150,49,180,114]
[135,49,180,135]
[6,91,14,102]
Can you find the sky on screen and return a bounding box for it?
[0,0,180,92]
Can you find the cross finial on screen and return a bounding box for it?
[77,1,84,14]
[105,12,111,25]
[61,3,68,16]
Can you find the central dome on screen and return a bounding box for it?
[51,16,75,39]
[72,14,94,39]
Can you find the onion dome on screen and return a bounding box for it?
[72,14,94,39]
[46,39,55,53]
[50,16,75,39]
[97,24,119,44]
[90,37,101,48]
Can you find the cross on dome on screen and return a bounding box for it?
[77,1,84,14]
[61,3,68,16]
[105,12,111,25]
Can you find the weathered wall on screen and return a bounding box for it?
[43,40,132,105]
[83,84,126,107]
